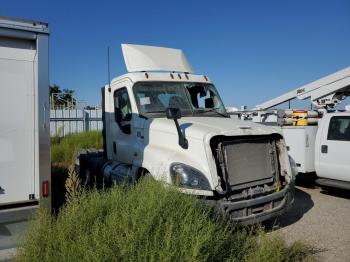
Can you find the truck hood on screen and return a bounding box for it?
[148,116,281,140]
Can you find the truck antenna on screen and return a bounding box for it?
[107,46,111,87]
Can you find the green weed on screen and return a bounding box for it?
[18,178,315,262]
[51,131,102,167]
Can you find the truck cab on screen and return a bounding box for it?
[91,44,296,225]
[315,112,350,189]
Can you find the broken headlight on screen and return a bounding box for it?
[170,163,211,190]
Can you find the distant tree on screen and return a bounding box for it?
[62,89,76,107]
[49,84,61,96]
[50,84,76,108]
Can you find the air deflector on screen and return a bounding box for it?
[121,44,194,73]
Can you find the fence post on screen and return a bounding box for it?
[84,109,89,132]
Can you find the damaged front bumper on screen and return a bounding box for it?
[205,181,295,225]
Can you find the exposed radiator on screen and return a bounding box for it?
[217,137,279,191]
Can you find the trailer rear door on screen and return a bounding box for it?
[0,37,36,205]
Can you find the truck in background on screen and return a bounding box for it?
[236,67,350,190]
[0,17,51,255]
[78,44,296,225]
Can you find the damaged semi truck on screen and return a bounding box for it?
[79,44,297,225]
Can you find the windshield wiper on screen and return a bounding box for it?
[146,110,166,114]
[198,108,230,118]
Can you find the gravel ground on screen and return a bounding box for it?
[269,177,350,262]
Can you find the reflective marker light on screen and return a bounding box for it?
[42,181,49,198]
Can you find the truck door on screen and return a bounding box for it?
[0,37,36,204]
[111,86,135,164]
[316,115,350,181]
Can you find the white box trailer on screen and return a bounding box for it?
[0,17,50,253]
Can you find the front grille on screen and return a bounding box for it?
[216,136,279,191]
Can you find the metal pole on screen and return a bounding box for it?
[55,109,57,136]
[108,46,111,86]
[69,108,71,135]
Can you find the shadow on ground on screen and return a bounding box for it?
[263,173,317,229]
[296,172,350,200]
[264,187,314,229]
[320,187,350,200]
[295,172,318,188]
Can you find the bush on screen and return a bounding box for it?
[51,131,103,211]
[18,178,314,262]
[51,131,102,167]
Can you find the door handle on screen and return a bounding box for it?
[0,186,4,194]
[321,145,328,153]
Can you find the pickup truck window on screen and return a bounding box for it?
[133,82,226,117]
[327,116,350,141]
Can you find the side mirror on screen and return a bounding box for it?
[166,107,181,120]
[205,97,214,108]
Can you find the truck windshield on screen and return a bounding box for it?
[133,82,227,117]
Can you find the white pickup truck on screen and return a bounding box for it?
[79,44,296,225]
[241,67,350,190]
[314,112,350,189]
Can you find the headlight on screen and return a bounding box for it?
[170,163,211,190]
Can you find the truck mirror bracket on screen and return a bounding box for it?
[166,108,188,149]
[174,118,188,149]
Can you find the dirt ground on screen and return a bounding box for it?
[269,176,350,262]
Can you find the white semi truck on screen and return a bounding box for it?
[0,17,50,255]
[79,44,297,225]
[239,67,350,190]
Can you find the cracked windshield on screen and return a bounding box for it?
[134,82,227,117]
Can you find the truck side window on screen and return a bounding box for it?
[114,88,132,123]
[327,116,350,141]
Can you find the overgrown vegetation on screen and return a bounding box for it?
[51,131,102,211]
[51,131,102,167]
[40,132,315,261]
[64,165,82,204]
[18,178,315,262]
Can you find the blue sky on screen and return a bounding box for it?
[2,0,350,108]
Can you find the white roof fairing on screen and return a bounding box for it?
[121,44,194,73]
